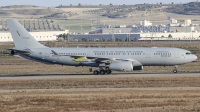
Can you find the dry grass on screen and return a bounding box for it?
[0,90,200,112]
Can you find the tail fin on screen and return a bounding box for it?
[6,19,47,49]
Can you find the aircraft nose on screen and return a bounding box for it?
[192,55,198,62]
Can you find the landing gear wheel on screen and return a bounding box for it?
[100,70,105,75]
[106,70,112,74]
[173,69,178,73]
[93,70,99,75]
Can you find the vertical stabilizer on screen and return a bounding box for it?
[6,19,47,49]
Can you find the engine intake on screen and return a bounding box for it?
[133,66,143,70]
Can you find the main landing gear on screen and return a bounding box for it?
[93,67,112,75]
[173,65,178,73]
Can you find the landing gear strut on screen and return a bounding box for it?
[173,65,178,73]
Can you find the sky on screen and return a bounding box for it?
[1,0,195,7]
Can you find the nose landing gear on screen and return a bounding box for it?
[173,65,178,73]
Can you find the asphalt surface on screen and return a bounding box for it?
[0,73,200,93]
[0,73,200,79]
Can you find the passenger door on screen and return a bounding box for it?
[146,51,151,58]
[174,51,179,58]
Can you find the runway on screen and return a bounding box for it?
[0,72,200,79]
[0,73,200,93]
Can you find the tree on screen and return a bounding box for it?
[78,3,81,6]
[134,38,138,41]
[58,37,64,42]
[57,33,69,41]
[115,38,122,42]
[82,37,88,42]
[168,34,173,38]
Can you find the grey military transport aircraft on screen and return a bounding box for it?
[6,19,197,75]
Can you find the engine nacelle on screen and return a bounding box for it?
[109,61,133,72]
[133,66,143,70]
[9,50,15,56]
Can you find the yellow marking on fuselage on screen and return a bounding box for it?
[73,56,87,62]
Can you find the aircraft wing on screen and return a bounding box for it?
[73,56,141,64]
[51,50,142,64]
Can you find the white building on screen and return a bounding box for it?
[140,20,152,26]
[171,19,178,24]
[185,19,192,26]
[139,32,200,40]
[167,19,180,27]
[0,30,68,42]
[169,27,195,32]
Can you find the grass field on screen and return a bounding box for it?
[0,76,200,111]
[55,20,93,31]
[0,90,200,112]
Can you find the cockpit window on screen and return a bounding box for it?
[186,52,193,55]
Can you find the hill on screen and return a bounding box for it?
[166,2,200,15]
[0,3,200,33]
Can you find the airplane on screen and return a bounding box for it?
[6,19,197,75]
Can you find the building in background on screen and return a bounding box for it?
[0,30,68,42]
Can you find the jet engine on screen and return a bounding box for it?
[133,66,143,70]
[109,61,133,72]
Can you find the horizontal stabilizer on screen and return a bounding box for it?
[7,49,31,53]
